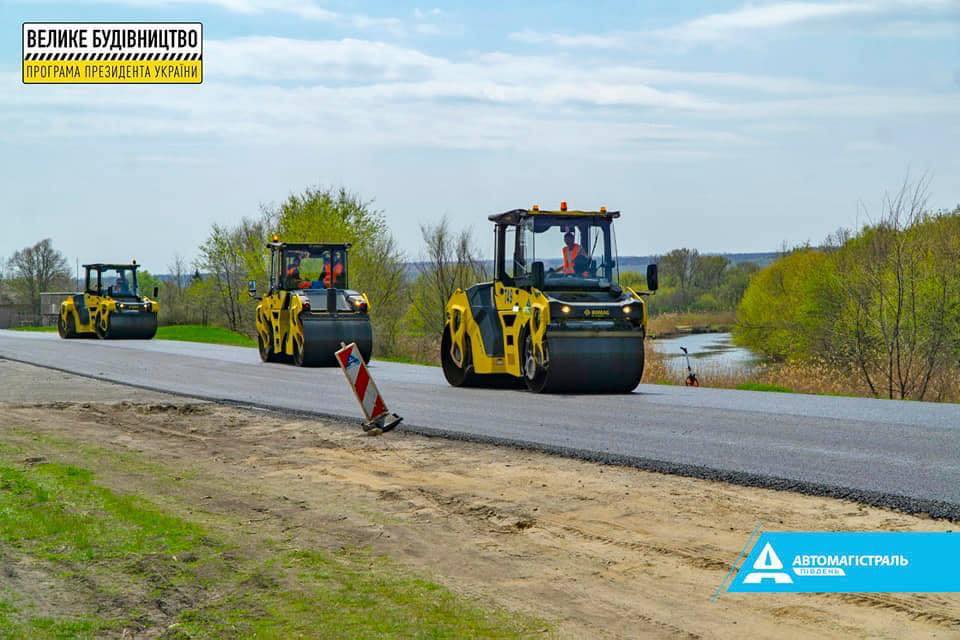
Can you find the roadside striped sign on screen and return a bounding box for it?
[335,342,401,433]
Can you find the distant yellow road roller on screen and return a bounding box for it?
[58,262,159,339]
[442,203,658,393]
[252,239,373,367]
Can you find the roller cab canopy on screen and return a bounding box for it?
[488,208,620,224]
[82,262,143,299]
[267,242,352,292]
[489,207,624,293]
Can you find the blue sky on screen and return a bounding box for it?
[2,0,958,271]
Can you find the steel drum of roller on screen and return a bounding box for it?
[298,316,373,367]
[525,330,645,393]
[98,312,158,340]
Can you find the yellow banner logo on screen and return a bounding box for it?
[22,22,203,84]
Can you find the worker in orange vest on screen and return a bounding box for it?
[324,251,345,288]
[561,231,581,275]
[286,254,312,289]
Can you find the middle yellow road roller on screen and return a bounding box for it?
[441,203,658,393]
[252,239,373,367]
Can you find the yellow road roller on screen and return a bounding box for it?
[252,239,373,367]
[442,203,658,393]
[58,262,159,339]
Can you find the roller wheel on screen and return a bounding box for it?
[441,327,477,387]
[293,336,311,367]
[523,333,550,393]
[259,324,279,363]
[95,312,110,340]
[58,313,77,339]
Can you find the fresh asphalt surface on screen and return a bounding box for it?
[2,330,959,519]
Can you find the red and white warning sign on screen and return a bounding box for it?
[335,342,402,433]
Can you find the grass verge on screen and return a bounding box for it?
[12,324,256,348]
[154,324,256,348]
[735,382,793,393]
[0,431,545,638]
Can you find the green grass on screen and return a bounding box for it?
[376,354,439,367]
[0,599,116,640]
[0,438,546,638]
[154,324,256,348]
[0,459,209,637]
[178,548,541,639]
[735,382,794,393]
[0,463,205,563]
[12,323,255,348]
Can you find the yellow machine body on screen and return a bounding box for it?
[442,206,657,393]
[58,263,159,340]
[254,241,373,367]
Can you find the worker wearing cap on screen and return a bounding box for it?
[561,231,581,275]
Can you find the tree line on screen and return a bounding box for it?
[735,176,960,401]
[2,186,760,344]
[620,249,759,315]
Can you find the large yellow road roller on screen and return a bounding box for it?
[58,262,159,339]
[252,239,373,367]
[441,203,658,393]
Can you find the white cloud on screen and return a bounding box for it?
[204,37,444,81]
[413,7,442,19]
[3,33,957,154]
[664,2,876,42]
[664,0,960,42]
[55,0,339,20]
[513,1,959,49]
[349,14,406,36]
[863,19,960,38]
[508,29,629,49]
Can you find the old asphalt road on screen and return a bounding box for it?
[2,330,959,519]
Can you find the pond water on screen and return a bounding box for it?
[651,332,762,377]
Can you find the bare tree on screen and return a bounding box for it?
[838,174,958,399]
[659,248,699,297]
[197,223,251,332]
[352,232,407,355]
[6,238,71,319]
[693,255,728,291]
[410,216,486,336]
[162,253,189,324]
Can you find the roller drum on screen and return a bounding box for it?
[299,316,373,367]
[531,330,644,393]
[102,313,158,339]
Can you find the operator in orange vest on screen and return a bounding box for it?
[286,254,311,289]
[323,251,345,288]
[561,231,581,275]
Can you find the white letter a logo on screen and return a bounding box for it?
[754,543,784,570]
[743,542,793,585]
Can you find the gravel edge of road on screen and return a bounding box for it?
[4,354,957,522]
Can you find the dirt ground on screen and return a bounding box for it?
[1,360,958,639]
